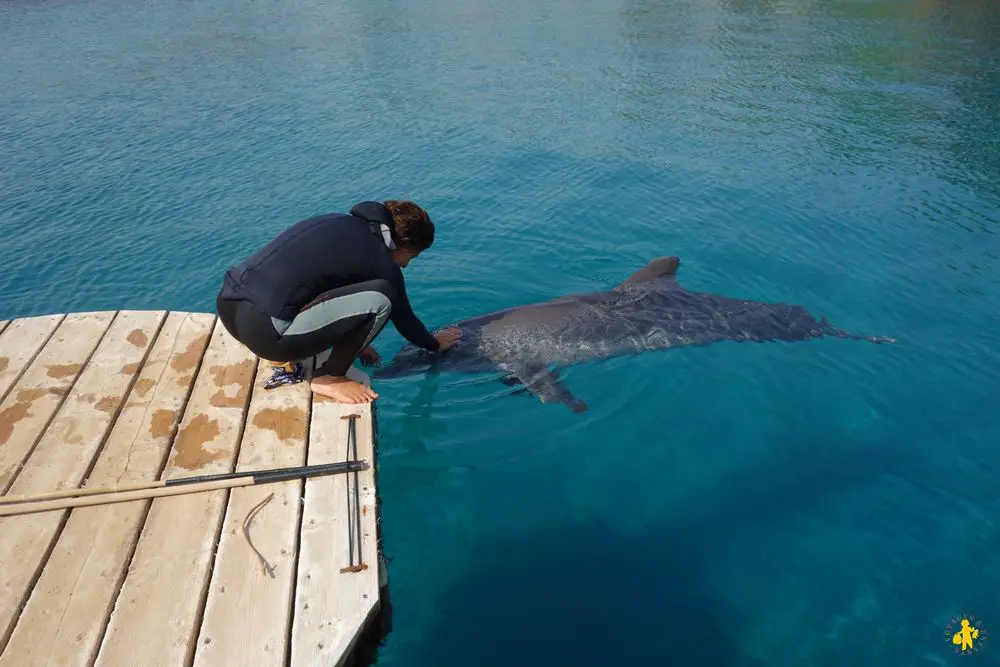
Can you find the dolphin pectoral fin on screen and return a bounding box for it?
[499,374,522,387]
[615,256,680,291]
[502,363,588,413]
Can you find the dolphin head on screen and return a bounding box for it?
[373,328,493,380]
[372,343,436,379]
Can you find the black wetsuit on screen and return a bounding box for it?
[216,201,439,376]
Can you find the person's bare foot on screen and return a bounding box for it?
[310,374,379,403]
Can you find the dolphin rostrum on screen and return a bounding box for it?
[373,256,896,412]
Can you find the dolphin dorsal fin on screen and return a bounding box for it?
[615,256,680,290]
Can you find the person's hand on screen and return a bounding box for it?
[358,345,381,367]
[433,327,462,351]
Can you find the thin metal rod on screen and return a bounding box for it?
[351,416,362,564]
[0,460,368,515]
[345,416,355,567]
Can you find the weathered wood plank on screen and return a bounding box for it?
[0,312,214,667]
[291,366,379,667]
[192,358,311,667]
[0,310,163,652]
[0,315,64,405]
[0,312,115,496]
[95,321,257,667]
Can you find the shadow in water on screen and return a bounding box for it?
[395,372,446,456]
[411,433,910,667]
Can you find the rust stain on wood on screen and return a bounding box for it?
[339,563,368,574]
[133,378,156,397]
[17,388,63,402]
[46,363,81,379]
[0,357,8,374]
[204,359,255,408]
[127,329,148,348]
[208,389,245,409]
[251,407,307,441]
[0,384,64,445]
[0,402,31,446]
[65,426,84,445]
[209,359,255,389]
[150,409,177,438]
[70,391,118,414]
[171,334,210,383]
[121,362,141,375]
[172,414,224,470]
[95,396,119,415]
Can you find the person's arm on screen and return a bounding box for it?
[384,263,441,351]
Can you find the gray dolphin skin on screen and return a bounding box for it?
[372,256,896,412]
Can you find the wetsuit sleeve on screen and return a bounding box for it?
[381,261,441,351]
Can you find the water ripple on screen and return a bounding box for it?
[3,0,1000,664]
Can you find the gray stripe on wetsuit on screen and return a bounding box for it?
[272,290,392,349]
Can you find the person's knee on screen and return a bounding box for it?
[365,280,394,317]
[372,292,392,321]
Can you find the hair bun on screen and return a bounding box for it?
[384,200,435,251]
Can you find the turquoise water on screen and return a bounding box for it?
[2,0,999,663]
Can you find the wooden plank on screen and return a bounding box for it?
[0,315,64,405]
[291,366,380,667]
[0,321,8,335]
[0,312,214,667]
[0,312,115,496]
[192,358,311,667]
[0,310,163,651]
[95,321,257,667]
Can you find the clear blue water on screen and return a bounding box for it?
[2,0,999,664]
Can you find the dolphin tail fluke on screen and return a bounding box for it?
[819,318,897,345]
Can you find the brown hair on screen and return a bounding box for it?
[384,200,435,252]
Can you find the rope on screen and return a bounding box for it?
[242,492,276,578]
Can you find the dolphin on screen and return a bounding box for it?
[372,256,895,412]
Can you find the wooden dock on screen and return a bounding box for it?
[0,311,389,667]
